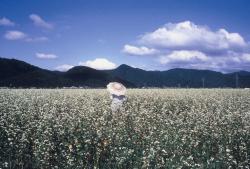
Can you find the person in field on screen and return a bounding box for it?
[107,82,126,112]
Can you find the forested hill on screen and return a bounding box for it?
[0,57,250,88]
[106,64,250,88]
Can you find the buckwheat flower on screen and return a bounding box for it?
[68,144,73,152]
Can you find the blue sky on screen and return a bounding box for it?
[0,0,250,72]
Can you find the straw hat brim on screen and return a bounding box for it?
[107,82,126,96]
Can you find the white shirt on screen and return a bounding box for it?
[110,94,126,111]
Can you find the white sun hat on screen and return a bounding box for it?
[107,82,126,96]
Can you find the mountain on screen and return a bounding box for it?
[0,58,69,87]
[0,58,134,88]
[106,64,250,88]
[0,57,250,88]
[64,66,134,87]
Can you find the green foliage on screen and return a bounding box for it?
[0,89,250,168]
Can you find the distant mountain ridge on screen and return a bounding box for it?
[105,64,250,88]
[0,58,134,88]
[0,57,250,88]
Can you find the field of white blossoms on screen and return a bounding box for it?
[0,89,250,169]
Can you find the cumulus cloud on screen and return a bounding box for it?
[36,53,58,59]
[159,50,250,72]
[123,21,250,72]
[0,17,15,26]
[159,50,209,64]
[140,21,247,53]
[55,64,74,71]
[79,58,117,70]
[29,14,53,29]
[122,44,158,56]
[4,30,27,40]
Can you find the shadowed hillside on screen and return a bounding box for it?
[0,58,134,88]
[0,58,250,88]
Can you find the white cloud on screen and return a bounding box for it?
[79,58,117,70]
[159,50,250,72]
[55,64,74,71]
[241,53,250,62]
[139,21,247,53]
[159,50,209,64]
[123,21,250,72]
[29,14,53,29]
[4,30,48,42]
[122,44,158,56]
[36,53,58,59]
[4,30,27,40]
[0,17,15,26]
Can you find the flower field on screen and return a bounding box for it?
[0,89,250,168]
